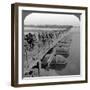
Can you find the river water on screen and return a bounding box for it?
[40,27,80,76]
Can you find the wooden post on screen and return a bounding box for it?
[38,61,41,76]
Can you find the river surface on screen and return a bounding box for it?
[40,27,80,76]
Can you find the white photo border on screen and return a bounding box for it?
[18,6,86,84]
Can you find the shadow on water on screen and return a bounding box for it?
[50,63,67,71]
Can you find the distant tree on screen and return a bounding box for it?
[24,33,35,50]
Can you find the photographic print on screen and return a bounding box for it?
[11,3,88,87]
[23,12,80,77]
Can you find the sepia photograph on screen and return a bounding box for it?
[11,3,87,87]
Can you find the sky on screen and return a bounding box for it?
[24,13,80,26]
